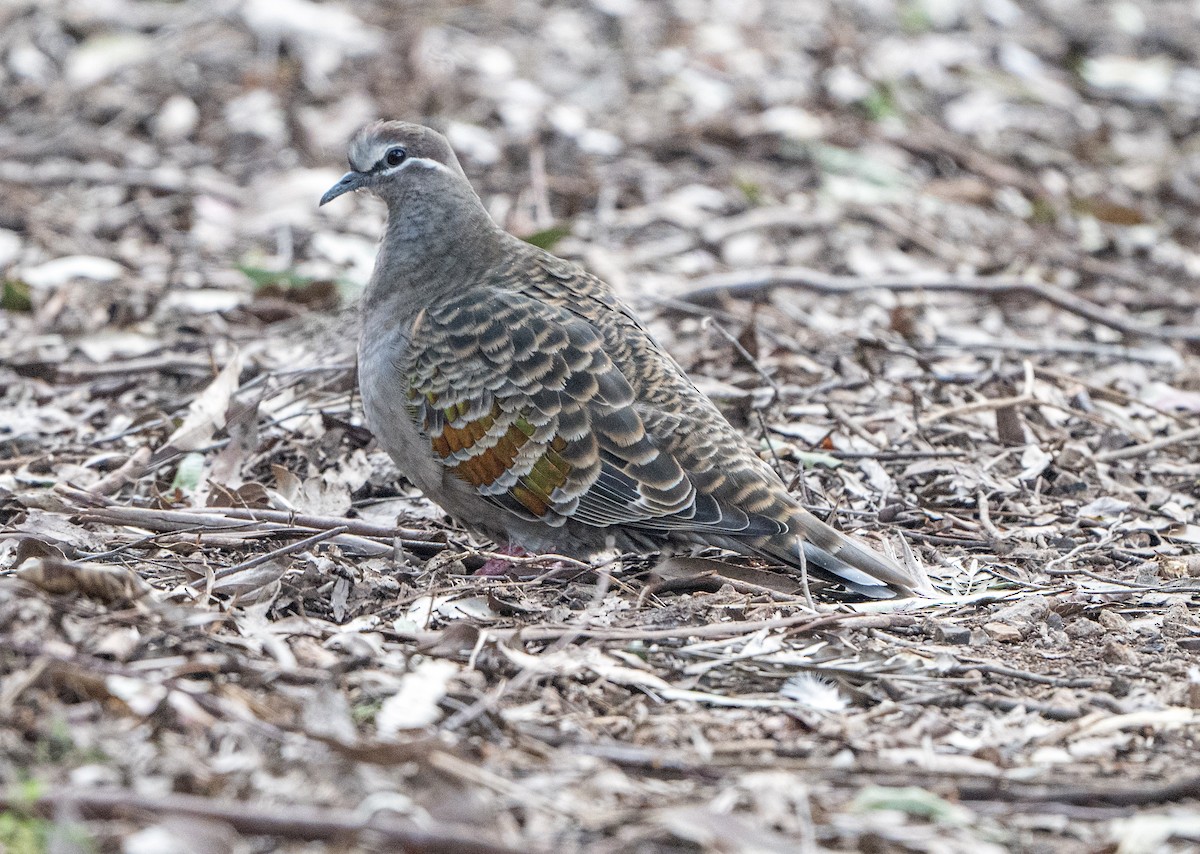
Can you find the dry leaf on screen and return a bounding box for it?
[375,659,460,735]
[16,556,151,602]
[163,351,245,453]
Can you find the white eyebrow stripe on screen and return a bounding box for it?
[383,156,453,176]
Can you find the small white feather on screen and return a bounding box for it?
[780,672,848,711]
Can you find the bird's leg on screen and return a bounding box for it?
[475,543,529,577]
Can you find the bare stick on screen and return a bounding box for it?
[1094,424,1200,463]
[920,393,1034,426]
[700,315,781,400]
[213,506,440,543]
[797,537,814,611]
[957,775,1200,808]
[69,504,402,557]
[87,447,152,495]
[826,402,886,449]
[0,786,525,853]
[680,267,1200,342]
[210,525,349,580]
[397,612,915,645]
[57,486,437,540]
[55,487,444,556]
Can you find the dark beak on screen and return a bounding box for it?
[319,171,368,206]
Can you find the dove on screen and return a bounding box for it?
[320,121,918,598]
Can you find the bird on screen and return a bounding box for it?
[320,121,919,598]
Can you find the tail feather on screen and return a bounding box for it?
[759,509,917,599]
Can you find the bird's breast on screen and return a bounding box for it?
[357,320,439,487]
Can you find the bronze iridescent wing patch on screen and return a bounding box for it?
[404,290,695,527]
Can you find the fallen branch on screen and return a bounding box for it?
[944,662,1104,689]
[55,485,446,557]
[957,775,1200,808]
[1094,424,1200,463]
[898,122,1045,197]
[394,611,918,645]
[937,335,1181,365]
[1,786,526,854]
[69,504,399,557]
[821,449,970,461]
[680,267,1200,342]
[88,447,152,496]
[209,525,349,580]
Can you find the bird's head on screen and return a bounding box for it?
[319,120,471,208]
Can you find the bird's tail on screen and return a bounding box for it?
[757,508,918,599]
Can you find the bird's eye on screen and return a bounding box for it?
[385,147,406,167]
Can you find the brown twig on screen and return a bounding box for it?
[1034,365,1192,426]
[699,205,832,244]
[0,159,238,198]
[68,504,400,556]
[945,662,1105,689]
[209,525,349,580]
[957,775,1200,808]
[700,315,781,401]
[54,355,215,379]
[0,786,527,853]
[1094,424,1200,463]
[680,267,1200,342]
[826,403,886,449]
[396,612,916,645]
[87,447,152,496]
[192,505,441,544]
[54,485,444,557]
[919,691,1082,721]
[897,122,1046,196]
[933,335,1182,365]
[918,395,1022,429]
[821,449,969,461]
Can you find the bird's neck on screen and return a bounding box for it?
[364,192,511,317]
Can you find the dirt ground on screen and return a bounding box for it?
[2,0,1200,851]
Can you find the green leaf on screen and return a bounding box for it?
[898,1,933,33]
[852,785,973,824]
[522,225,572,251]
[171,452,206,492]
[1029,197,1056,224]
[0,810,48,854]
[15,780,44,805]
[352,698,383,725]
[807,142,914,188]
[237,264,313,291]
[791,450,843,469]
[861,84,900,122]
[1,279,33,312]
[34,719,77,764]
[735,178,764,207]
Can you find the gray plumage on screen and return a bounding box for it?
[321,121,919,598]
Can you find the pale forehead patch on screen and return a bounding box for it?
[348,137,393,172]
[348,121,436,172]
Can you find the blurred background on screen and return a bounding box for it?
[3,0,1199,343]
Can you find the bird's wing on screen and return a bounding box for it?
[403,289,707,529]
[403,283,913,596]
